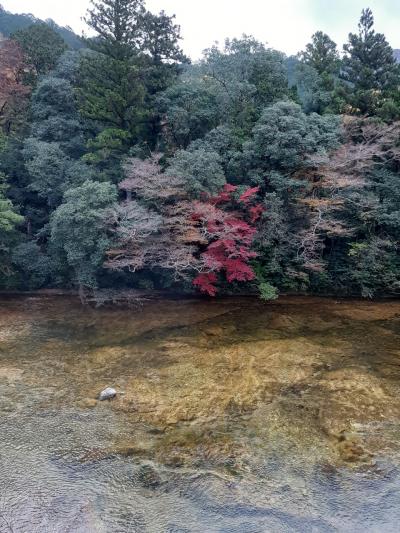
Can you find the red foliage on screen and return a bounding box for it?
[210,183,238,205]
[249,204,265,223]
[193,273,218,296]
[192,184,262,296]
[239,186,260,204]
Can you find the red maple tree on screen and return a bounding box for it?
[192,184,264,296]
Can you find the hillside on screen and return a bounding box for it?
[0,5,83,49]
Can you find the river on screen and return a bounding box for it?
[0,295,399,532]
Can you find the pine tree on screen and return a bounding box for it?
[84,0,145,59]
[341,8,400,114]
[301,31,340,75]
[79,0,147,178]
[80,0,186,178]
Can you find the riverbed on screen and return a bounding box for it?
[0,295,399,532]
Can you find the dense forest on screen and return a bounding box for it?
[0,0,399,300]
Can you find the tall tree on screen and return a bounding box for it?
[300,31,340,75]
[341,8,400,114]
[80,0,186,178]
[84,0,145,58]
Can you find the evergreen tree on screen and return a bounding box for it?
[50,180,117,293]
[301,31,340,75]
[80,0,186,179]
[84,0,145,58]
[341,8,400,114]
[79,1,146,177]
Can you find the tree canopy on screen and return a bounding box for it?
[0,4,399,299]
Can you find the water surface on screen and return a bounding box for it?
[0,295,399,532]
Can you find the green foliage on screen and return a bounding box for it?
[0,174,23,233]
[79,51,146,174]
[253,260,279,300]
[247,100,340,171]
[80,0,186,178]
[29,74,85,156]
[300,31,340,75]
[24,139,91,207]
[202,36,289,134]
[157,77,220,149]
[50,180,117,288]
[0,3,399,299]
[258,281,279,301]
[167,148,226,197]
[346,238,400,297]
[23,58,92,209]
[294,62,343,114]
[341,8,400,114]
[12,241,57,289]
[0,174,23,280]
[12,23,68,77]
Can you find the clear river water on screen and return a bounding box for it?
[0,295,399,532]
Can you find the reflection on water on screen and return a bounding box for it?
[0,295,399,531]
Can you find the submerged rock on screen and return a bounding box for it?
[137,464,162,488]
[99,387,117,401]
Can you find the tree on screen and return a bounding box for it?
[80,0,186,178]
[299,117,400,279]
[300,31,340,75]
[0,174,23,233]
[23,56,92,211]
[106,155,262,295]
[12,23,68,78]
[0,173,23,278]
[29,74,85,157]
[106,154,203,279]
[84,0,146,58]
[140,9,187,93]
[297,33,342,114]
[202,36,289,133]
[192,184,262,296]
[167,147,226,197]
[79,51,146,175]
[341,8,400,114]
[24,139,91,208]
[50,180,117,294]
[246,100,340,172]
[294,63,335,113]
[157,78,220,150]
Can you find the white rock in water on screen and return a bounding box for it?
[99,387,117,401]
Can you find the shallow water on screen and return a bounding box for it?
[0,295,399,532]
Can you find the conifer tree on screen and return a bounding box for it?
[341,8,400,114]
[301,31,340,75]
[79,0,146,177]
[80,0,186,178]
